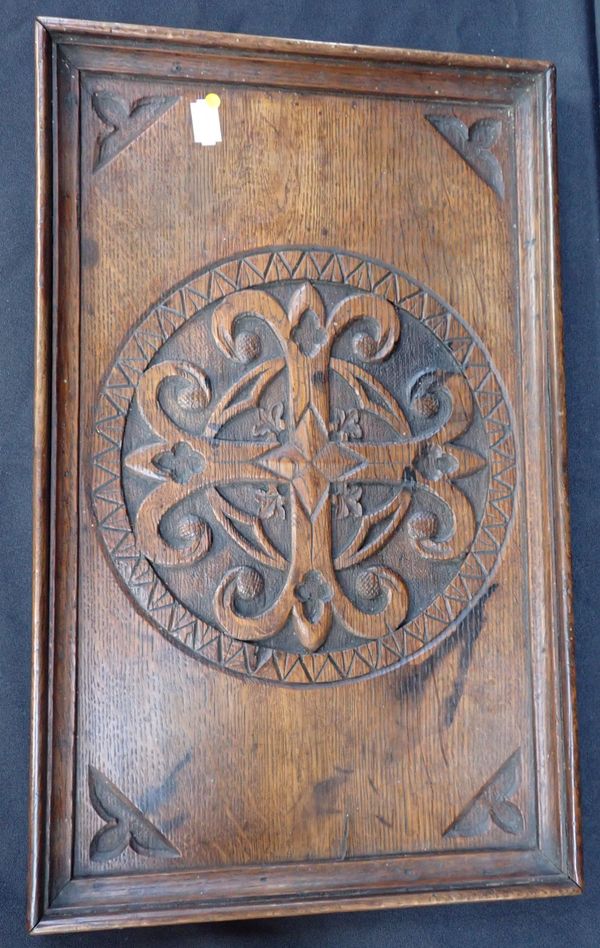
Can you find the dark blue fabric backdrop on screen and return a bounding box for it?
[1,2,598,945]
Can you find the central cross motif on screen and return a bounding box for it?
[259,407,363,519]
[124,282,485,652]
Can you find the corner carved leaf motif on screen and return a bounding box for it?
[333,483,363,519]
[255,485,286,520]
[252,401,285,439]
[88,765,180,862]
[443,749,524,838]
[426,115,504,199]
[330,408,362,442]
[91,90,179,172]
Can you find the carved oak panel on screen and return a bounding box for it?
[30,17,580,935]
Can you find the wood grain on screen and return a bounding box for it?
[29,16,581,933]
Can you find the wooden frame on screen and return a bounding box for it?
[29,16,581,933]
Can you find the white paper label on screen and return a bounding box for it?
[190,94,222,146]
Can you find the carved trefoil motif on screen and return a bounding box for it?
[90,88,179,172]
[88,766,180,862]
[426,114,505,199]
[443,749,524,838]
[91,248,517,685]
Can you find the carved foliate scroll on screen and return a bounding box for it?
[91,248,516,685]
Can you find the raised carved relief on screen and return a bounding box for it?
[88,766,180,861]
[426,115,504,199]
[443,749,524,838]
[91,248,517,685]
[90,90,178,172]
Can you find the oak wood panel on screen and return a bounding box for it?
[29,15,581,933]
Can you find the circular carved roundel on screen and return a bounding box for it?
[91,247,517,686]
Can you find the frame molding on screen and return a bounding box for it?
[29,16,581,933]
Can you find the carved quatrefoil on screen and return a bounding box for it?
[91,248,517,685]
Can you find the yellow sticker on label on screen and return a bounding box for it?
[205,93,221,109]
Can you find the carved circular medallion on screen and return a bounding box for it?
[91,248,517,685]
